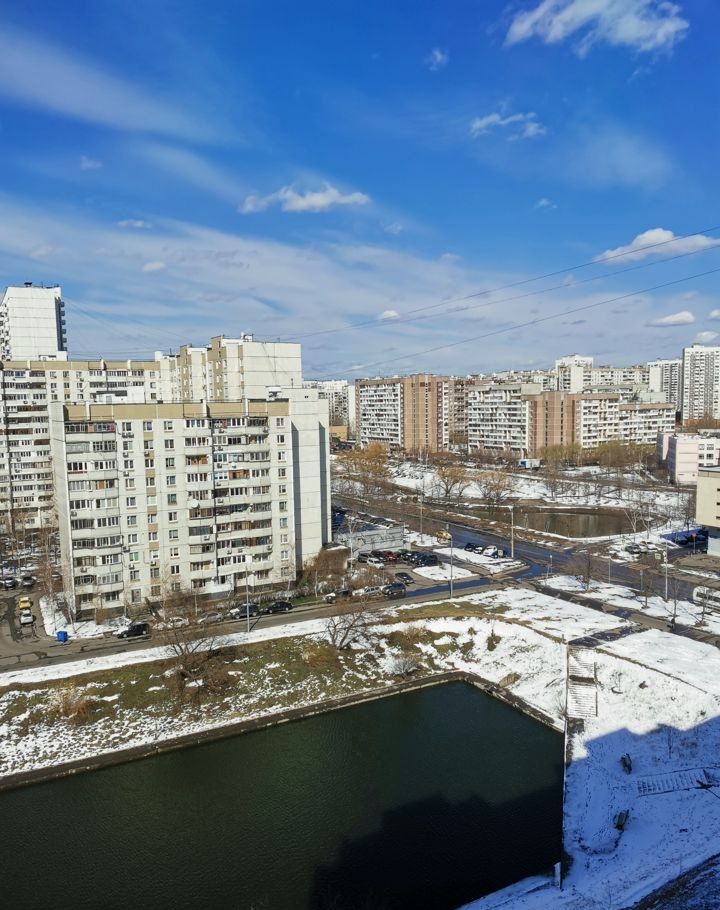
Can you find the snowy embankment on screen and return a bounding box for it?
[4,586,720,910]
[545,575,720,638]
[39,596,124,640]
[435,547,524,575]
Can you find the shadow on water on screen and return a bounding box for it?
[309,786,562,910]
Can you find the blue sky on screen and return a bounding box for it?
[0,0,719,376]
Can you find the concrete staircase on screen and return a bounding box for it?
[637,769,711,796]
[566,645,597,720]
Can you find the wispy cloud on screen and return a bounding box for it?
[80,155,102,171]
[118,219,153,230]
[597,228,720,263]
[564,124,672,189]
[383,222,403,235]
[378,309,400,321]
[424,48,448,71]
[0,26,211,140]
[137,143,246,203]
[142,261,166,273]
[695,331,719,343]
[534,197,556,209]
[648,310,694,327]
[470,111,546,141]
[505,0,689,55]
[241,183,370,214]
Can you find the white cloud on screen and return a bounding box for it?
[648,310,694,327]
[80,155,102,171]
[30,244,55,260]
[709,310,720,321]
[424,48,448,71]
[565,125,672,188]
[378,309,400,321]
[470,111,546,141]
[597,228,720,263]
[535,197,556,209]
[506,0,689,55]
[142,261,166,273]
[118,219,152,230]
[695,331,719,344]
[439,252,460,263]
[137,143,246,203]
[383,222,404,235]
[0,26,209,140]
[241,183,370,214]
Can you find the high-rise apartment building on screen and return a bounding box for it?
[303,379,356,437]
[51,400,296,612]
[466,381,540,455]
[648,358,682,411]
[681,344,720,422]
[0,284,67,360]
[355,374,447,453]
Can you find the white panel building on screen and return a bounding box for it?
[681,344,720,422]
[0,284,67,360]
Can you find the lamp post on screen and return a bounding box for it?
[546,553,553,581]
[447,523,454,599]
[510,504,515,560]
[245,570,256,633]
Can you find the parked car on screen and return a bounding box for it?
[155,615,190,631]
[383,582,406,600]
[395,572,414,585]
[396,550,414,563]
[417,554,439,567]
[17,596,33,612]
[356,552,370,564]
[228,602,261,619]
[482,546,498,558]
[352,586,384,599]
[2,577,18,590]
[464,542,480,553]
[381,551,398,563]
[323,589,350,604]
[626,543,641,554]
[116,622,150,639]
[18,607,35,626]
[266,600,293,614]
[367,557,385,569]
[20,574,36,588]
[197,610,225,625]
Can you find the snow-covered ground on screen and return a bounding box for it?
[39,596,126,640]
[404,530,441,548]
[4,585,720,910]
[435,546,524,575]
[414,564,474,581]
[545,575,720,637]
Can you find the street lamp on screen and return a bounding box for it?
[510,504,515,560]
[245,570,256,633]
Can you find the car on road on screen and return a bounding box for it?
[229,602,261,619]
[116,621,151,639]
[382,582,406,599]
[17,595,33,611]
[155,615,190,631]
[20,574,36,588]
[2,577,18,590]
[266,600,293,614]
[464,542,481,553]
[197,610,225,625]
[352,585,384,599]
[18,607,35,626]
[323,589,351,604]
[366,557,385,569]
[395,572,414,585]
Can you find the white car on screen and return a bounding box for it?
[155,615,190,631]
[366,557,385,569]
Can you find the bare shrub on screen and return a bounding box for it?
[486,630,501,651]
[325,603,376,650]
[389,654,419,678]
[51,687,101,725]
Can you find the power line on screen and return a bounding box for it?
[315,264,720,380]
[289,223,720,341]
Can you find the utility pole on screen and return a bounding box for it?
[510,504,515,560]
[447,522,454,598]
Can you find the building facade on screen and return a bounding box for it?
[657,432,720,484]
[0,284,67,360]
[696,466,720,555]
[681,344,720,422]
[51,400,297,613]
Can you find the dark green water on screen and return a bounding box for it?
[2,683,563,910]
[515,510,629,538]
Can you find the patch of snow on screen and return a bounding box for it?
[435,547,524,574]
[414,564,474,581]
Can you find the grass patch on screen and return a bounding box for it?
[388,602,494,621]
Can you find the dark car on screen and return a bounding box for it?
[417,554,439,566]
[356,552,370,564]
[2,577,18,590]
[324,588,351,603]
[116,622,151,639]
[266,600,293,614]
[464,542,481,553]
[395,572,414,584]
[229,602,260,619]
[382,583,406,600]
[20,574,36,588]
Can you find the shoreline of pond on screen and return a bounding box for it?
[0,669,561,792]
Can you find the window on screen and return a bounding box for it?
[122,422,132,432]
[169,529,179,540]
[279,484,287,494]
[281,549,289,560]
[279,517,288,528]
[127,514,137,527]
[279,500,287,512]
[126,496,136,508]
[278,468,287,479]
[151,585,161,597]
[149,531,158,542]
[164,420,173,431]
[168,511,178,522]
[127,533,138,544]
[167,493,177,505]
[277,451,286,461]
[280,533,288,544]
[167,475,176,486]
[164,439,175,450]
[143,421,152,431]
[170,564,180,575]
[130,590,141,603]
[129,551,139,562]
[169,547,179,558]
[275,417,285,427]
[165,457,175,469]
[277,434,285,444]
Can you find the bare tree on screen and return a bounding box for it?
[566,550,601,592]
[325,601,377,650]
[431,454,471,501]
[476,470,511,514]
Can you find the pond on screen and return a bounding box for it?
[513,509,630,538]
[1,682,564,910]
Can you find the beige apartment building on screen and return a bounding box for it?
[657,432,720,484]
[51,400,296,613]
[696,466,720,555]
[355,374,446,453]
